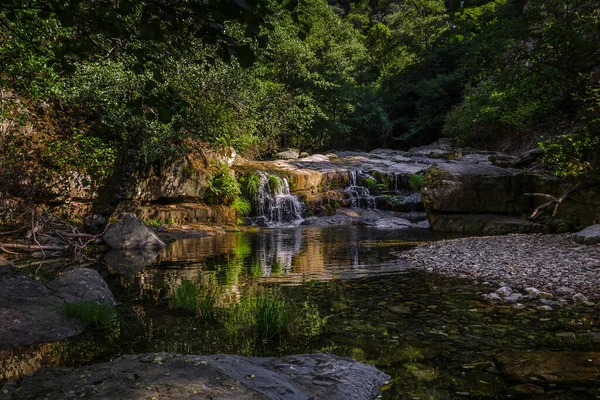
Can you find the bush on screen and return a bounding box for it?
[408,174,424,192]
[206,167,240,205]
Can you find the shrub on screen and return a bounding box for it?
[232,197,252,216]
[206,166,240,205]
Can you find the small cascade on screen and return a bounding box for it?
[345,170,376,209]
[253,172,304,226]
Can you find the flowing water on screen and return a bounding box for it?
[345,170,376,209]
[2,227,600,399]
[253,171,304,226]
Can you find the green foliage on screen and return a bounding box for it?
[232,197,252,216]
[145,219,162,227]
[363,177,377,189]
[207,167,240,205]
[540,133,599,178]
[226,288,293,340]
[408,174,424,192]
[62,302,116,329]
[171,280,217,320]
[239,173,261,199]
[268,174,282,193]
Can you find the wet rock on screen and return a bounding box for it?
[572,224,600,245]
[0,265,83,350]
[503,293,523,303]
[537,305,553,312]
[496,286,513,297]
[572,293,594,306]
[506,383,545,397]
[485,293,502,302]
[46,268,116,306]
[525,287,552,299]
[0,353,390,400]
[496,351,600,386]
[509,148,544,169]
[102,214,166,250]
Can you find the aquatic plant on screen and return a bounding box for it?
[172,280,218,320]
[62,301,116,329]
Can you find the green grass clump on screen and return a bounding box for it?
[62,302,116,329]
[226,288,293,340]
[240,173,261,199]
[363,177,377,189]
[255,295,291,340]
[408,174,424,192]
[268,174,281,193]
[172,280,218,320]
[232,197,252,216]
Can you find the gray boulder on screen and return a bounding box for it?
[0,265,83,350]
[102,214,166,250]
[573,224,600,245]
[276,149,300,160]
[0,352,390,400]
[46,268,116,306]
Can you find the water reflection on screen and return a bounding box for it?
[3,227,599,399]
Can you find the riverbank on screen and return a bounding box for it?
[398,233,600,308]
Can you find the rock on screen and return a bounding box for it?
[0,256,14,268]
[275,149,300,160]
[496,286,513,297]
[506,383,545,397]
[525,287,541,298]
[102,214,166,250]
[46,268,116,306]
[509,148,544,169]
[537,305,553,312]
[103,249,160,276]
[0,265,83,350]
[503,293,523,303]
[496,351,600,386]
[572,293,590,303]
[485,293,502,302]
[573,225,600,245]
[1,353,390,400]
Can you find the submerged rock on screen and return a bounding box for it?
[102,214,166,250]
[1,353,390,400]
[102,249,160,276]
[496,351,600,386]
[46,268,116,306]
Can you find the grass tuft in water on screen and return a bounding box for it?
[226,287,293,340]
[62,302,116,329]
[268,174,281,193]
[172,280,218,320]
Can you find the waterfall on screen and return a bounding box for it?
[253,172,304,226]
[345,170,376,209]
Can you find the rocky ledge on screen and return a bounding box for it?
[399,234,599,310]
[0,352,390,400]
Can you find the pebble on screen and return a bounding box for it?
[495,286,513,297]
[572,293,589,303]
[400,234,599,305]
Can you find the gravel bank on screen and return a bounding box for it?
[399,234,600,305]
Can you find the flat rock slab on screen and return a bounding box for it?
[0,266,83,350]
[46,268,116,306]
[102,213,166,250]
[496,351,600,386]
[573,224,600,245]
[0,353,390,400]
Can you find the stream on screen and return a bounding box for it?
[2,226,599,399]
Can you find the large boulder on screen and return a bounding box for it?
[46,268,116,306]
[573,224,600,245]
[496,351,600,386]
[0,266,83,350]
[102,214,166,250]
[1,353,390,400]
